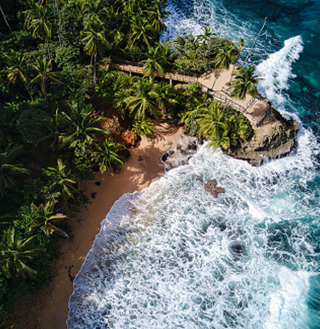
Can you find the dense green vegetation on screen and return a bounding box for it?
[0,0,256,326]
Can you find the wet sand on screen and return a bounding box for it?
[12,122,183,329]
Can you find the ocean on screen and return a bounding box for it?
[67,0,320,328]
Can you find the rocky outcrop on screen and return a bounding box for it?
[204,179,225,198]
[224,108,299,166]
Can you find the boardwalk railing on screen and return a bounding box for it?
[207,90,259,126]
[111,61,269,127]
[117,60,200,78]
[110,63,198,84]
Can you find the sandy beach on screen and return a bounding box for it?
[12,122,183,329]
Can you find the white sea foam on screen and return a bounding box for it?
[68,134,320,328]
[256,36,304,106]
[265,268,312,329]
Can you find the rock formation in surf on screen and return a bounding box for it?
[224,107,299,166]
[204,179,225,198]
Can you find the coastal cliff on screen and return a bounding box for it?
[224,108,299,166]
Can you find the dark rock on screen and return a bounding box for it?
[95,181,101,186]
[204,179,225,198]
[138,156,144,161]
[187,140,197,151]
[161,152,169,162]
[91,192,97,198]
[224,108,299,166]
[215,187,225,194]
[161,150,175,162]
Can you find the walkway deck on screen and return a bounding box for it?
[111,63,197,84]
[111,62,270,127]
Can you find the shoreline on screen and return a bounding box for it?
[12,122,183,329]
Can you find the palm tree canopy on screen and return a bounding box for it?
[30,57,63,99]
[0,227,43,279]
[30,201,68,238]
[94,139,124,175]
[81,24,109,57]
[23,0,52,41]
[214,43,238,69]
[43,158,78,200]
[58,101,107,148]
[4,52,28,85]
[228,65,260,99]
[0,144,31,194]
[125,79,160,120]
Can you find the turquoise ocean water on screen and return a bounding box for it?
[67,1,320,328]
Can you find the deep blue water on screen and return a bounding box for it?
[67,1,320,328]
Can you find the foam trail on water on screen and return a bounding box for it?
[256,36,304,107]
[265,268,311,329]
[67,136,320,328]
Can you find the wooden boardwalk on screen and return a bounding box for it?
[111,62,270,127]
[111,63,197,84]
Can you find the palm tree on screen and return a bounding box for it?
[30,201,69,238]
[197,102,231,150]
[129,16,153,48]
[0,144,31,195]
[0,3,21,46]
[43,158,78,200]
[23,0,53,61]
[125,79,159,120]
[81,23,109,85]
[154,82,178,114]
[214,42,238,69]
[3,51,33,101]
[80,0,106,25]
[57,101,107,149]
[157,41,177,70]
[148,0,168,34]
[132,118,155,139]
[229,115,251,144]
[30,57,62,99]
[229,37,248,83]
[0,227,43,279]
[244,17,268,64]
[142,45,165,82]
[94,139,124,175]
[199,26,215,42]
[0,4,13,33]
[228,65,260,99]
[235,37,248,53]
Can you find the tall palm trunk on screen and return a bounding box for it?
[244,17,268,64]
[52,0,62,46]
[0,4,21,47]
[0,4,12,32]
[46,39,52,70]
[23,81,33,101]
[93,55,97,86]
